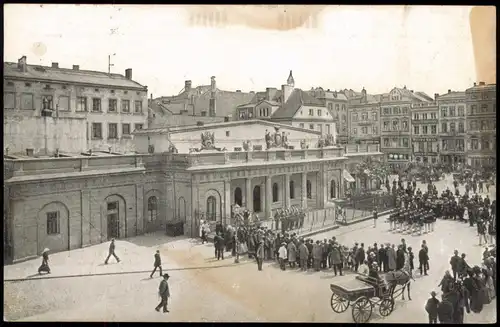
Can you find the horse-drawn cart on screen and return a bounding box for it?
[330,273,410,323]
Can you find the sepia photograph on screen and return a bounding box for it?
[3,4,496,323]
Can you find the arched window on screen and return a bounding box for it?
[206,196,217,221]
[330,180,336,199]
[147,196,158,222]
[272,183,279,202]
[306,180,312,199]
[289,181,295,199]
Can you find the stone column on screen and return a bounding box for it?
[245,177,253,211]
[265,175,272,220]
[301,171,308,209]
[81,190,91,248]
[135,184,144,236]
[190,182,199,237]
[320,170,328,207]
[284,174,291,208]
[224,179,231,225]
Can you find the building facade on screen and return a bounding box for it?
[237,72,337,137]
[379,87,432,168]
[4,120,382,263]
[410,102,440,164]
[347,88,381,145]
[465,82,496,168]
[436,90,467,165]
[308,87,348,143]
[3,56,148,156]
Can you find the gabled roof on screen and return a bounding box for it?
[271,89,324,119]
[3,62,146,90]
[415,92,434,102]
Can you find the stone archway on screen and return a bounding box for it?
[144,189,163,233]
[234,187,243,206]
[103,194,127,241]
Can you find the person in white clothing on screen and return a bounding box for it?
[358,260,370,276]
[278,242,288,271]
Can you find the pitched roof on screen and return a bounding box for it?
[415,92,433,102]
[436,91,466,100]
[3,62,146,90]
[271,89,324,119]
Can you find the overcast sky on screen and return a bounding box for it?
[5,5,476,97]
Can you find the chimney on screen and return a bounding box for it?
[26,148,34,157]
[18,56,27,72]
[434,93,439,101]
[210,76,216,93]
[184,80,192,92]
[448,89,451,94]
[51,62,59,68]
[265,87,273,101]
[473,82,477,86]
[125,68,132,80]
[479,81,485,86]
[73,65,79,71]
[281,84,293,104]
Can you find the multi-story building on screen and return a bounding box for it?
[347,88,381,145]
[237,71,337,138]
[4,56,148,156]
[410,102,440,164]
[436,90,467,165]
[465,82,496,168]
[309,87,349,143]
[4,119,382,263]
[151,76,254,127]
[379,86,432,169]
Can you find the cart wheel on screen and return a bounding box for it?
[379,298,394,317]
[352,297,373,323]
[330,293,350,313]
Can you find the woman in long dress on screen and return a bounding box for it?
[38,248,51,274]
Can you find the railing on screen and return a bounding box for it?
[4,154,146,178]
[345,144,380,154]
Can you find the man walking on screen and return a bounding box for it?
[256,240,265,271]
[419,244,429,276]
[104,238,120,264]
[298,240,309,271]
[373,208,378,228]
[150,250,163,278]
[449,250,460,280]
[155,274,170,313]
[278,242,287,271]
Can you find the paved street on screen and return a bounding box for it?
[3,174,496,323]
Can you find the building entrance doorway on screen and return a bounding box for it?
[253,186,262,212]
[234,187,243,206]
[107,213,119,240]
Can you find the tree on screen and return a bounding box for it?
[354,157,391,188]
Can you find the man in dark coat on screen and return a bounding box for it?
[306,239,314,268]
[396,245,405,270]
[104,238,120,264]
[426,291,440,324]
[214,232,225,260]
[355,243,366,273]
[150,250,163,278]
[419,244,429,276]
[155,274,170,313]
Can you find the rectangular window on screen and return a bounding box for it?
[353,128,357,135]
[402,107,408,114]
[92,98,102,112]
[58,95,70,111]
[457,139,464,151]
[353,113,358,122]
[418,142,424,152]
[383,108,390,115]
[341,104,346,111]
[46,211,60,235]
[372,112,377,120]
[414,126,419,134]
[317,109,322,116]
[122,123,131,135]
[470,121,477,130]
[402,120,408,131]
[335,104,340,111]
[383,121,390,131]
[4,92,15,109]
[471,139,479,150]
[327,124,331,134]
[226,131,230,137]
[458,106,464,116]
[309,109,314,116]
[403,138,409,148]
[431,113,437,120]
[134,123,143,131]
[458,122,464,133]
[362,113,368,120]
[107,201,118,211]
[309,124,314,130]
[41,95,53,110]
[299,123,304,128]
[92,123,102,139]
[392,120,399,131]
[108,123,118,139]
[135,100,143,113]
[21,93,34,110]
[422,126,428,134]
[441,108,447,117]
[431,125,437,134]
[442,123,447,133]
[449,106,456,116]
[481,104,488,112]
[108,99,117,112]
[373,126,378,134]
[121,100,130,113]
[481,120,487,130]
[422,113,428,120]
[450,122,456,132]
[471,105,477,114]
[427,142,433,152]
[414,113,419,120]
[384,138,390,147]
[76,97,87,112]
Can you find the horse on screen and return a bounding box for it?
[384,268,413,301]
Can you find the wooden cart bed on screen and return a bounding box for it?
[330,276,377,300]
